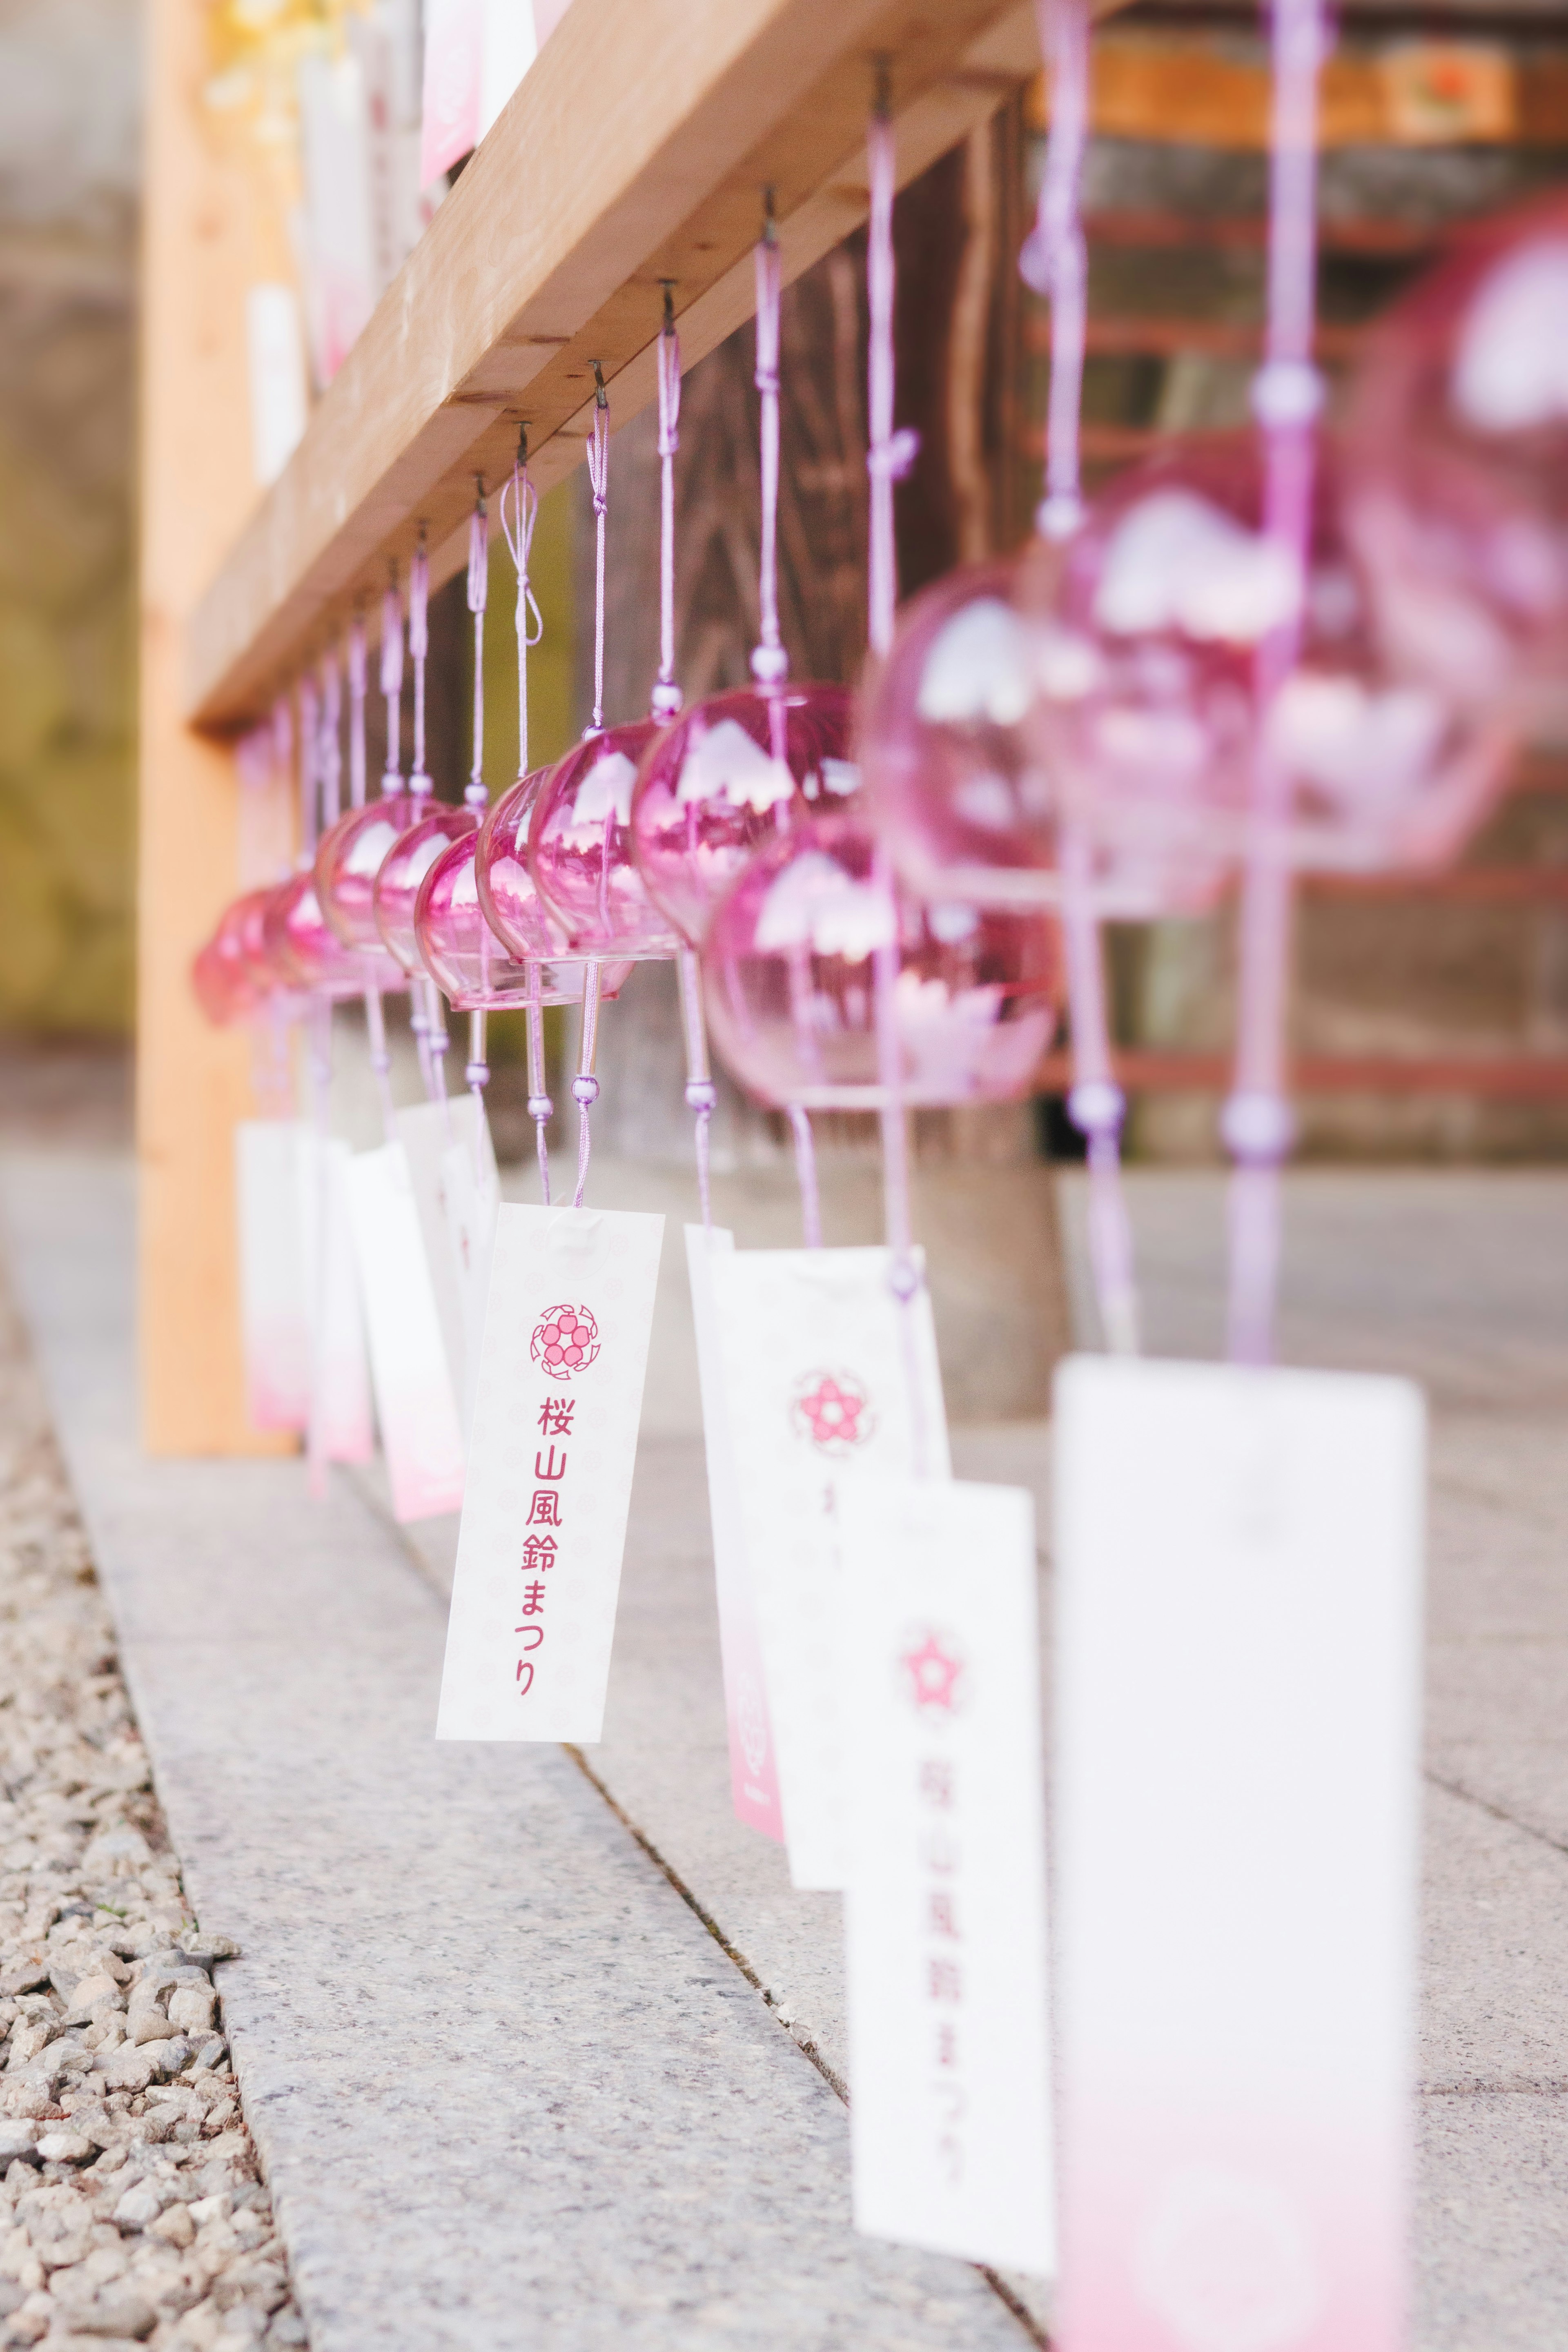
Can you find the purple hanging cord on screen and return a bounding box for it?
[410,535,452,1107]
[1029,0,1141,1357]
[461,484,495,1168]
[866,72,937,1474]
[1223,0,1326,1366]
[650,284,719,1232]
[341,623,396,1143]
[570,366,613,1200]
[295,668,333,1501]
[499,429,553,1203]
[750,200,825,1247]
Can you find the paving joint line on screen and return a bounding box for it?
[1425,1766,1568,1866]
[562,1749,1052,2350]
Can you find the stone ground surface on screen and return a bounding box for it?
[0,1124,1567,2348]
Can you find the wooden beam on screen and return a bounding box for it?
[185,0,1080,731]
[138,0,294,1456]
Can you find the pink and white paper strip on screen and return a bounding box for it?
[710,1245,950,1890]
[839,1475,1054,2275]
[685,1226,783,1843]
[236,1120,310,1434]
[1054,1355,1423,2352]
[344,1141,466,1522]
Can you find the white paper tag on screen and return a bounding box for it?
[711,1247,951,1890]
[303,1134,374,1466]
[839,1477,1054,2277]
[343,1142,466,1521]
[236,1120,310,1433]
[396,1098,471,1400]
[684,1227,783,1843]
[436,1202,664,1742]
[439,1114,501,1441]
[1053,1356,1424,2352]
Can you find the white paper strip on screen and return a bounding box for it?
[305,1135,374,1466]
[343,1142,466,1522]
[711,1246,950,1889]
[684,1227,783,1843]
[1054,1355,1424,2352]
[236,1120,310,1433]
[396,1097,470,1400]
[436,1202,664,1743]
[840,1476,1054,2276]
[439,1112,501,1441]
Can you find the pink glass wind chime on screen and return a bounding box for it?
[858,0,1137,1357]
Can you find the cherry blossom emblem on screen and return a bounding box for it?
[530,1303,601,1382]
[900,1628,966,1717]
[790,1369,874,1456]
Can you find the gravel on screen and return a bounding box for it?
[0,1278,304,2350]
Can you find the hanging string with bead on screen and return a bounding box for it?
[651,286,719,1232]
[572,371,610,1205]
[749,195,824,1247]
[1025,0,1140,1357]
[410,533,451,1102]
[1223,0,1326,1365]
[499,428,553,1202]
[865,68,933,1477]
[461,483,495,1160]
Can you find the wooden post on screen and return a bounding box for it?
[137,0,290,1455]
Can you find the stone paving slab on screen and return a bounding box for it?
[0,1154,1036,2352]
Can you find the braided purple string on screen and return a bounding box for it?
[1224,0,1326,1367]
[379,571,402,795]
[866,107,920,660]
[586,384,609,733]
[1026,0,1140,1354]
[347,617,368,810]
[409,538,431,791]
[572,962,602,1209]
[653,302,684,724]
[298,674,320,858]
[467,486,488,804]
[318,652,342,829]
[500,440,552,1199]
[751,226,789,688]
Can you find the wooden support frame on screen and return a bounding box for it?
[183,0,1100,730]
[145,0,1091,1450]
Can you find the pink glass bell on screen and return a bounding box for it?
[629,682,858,944]
[414,830,630,1011]
[314,794,425,980]
[858,559,1062,911]
[374,804,478,976]
[263,869,373,1000]
[702,814,1063,1110]
[476,767,576,961]
[527,722,684,959]
[192,892,272,1027]
[1031,430,1516,884]
[1344,189,1568,726]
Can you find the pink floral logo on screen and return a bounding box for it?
[790,1370,873,1455]
[530,1303,601,1382]
[900,1628,966,1717]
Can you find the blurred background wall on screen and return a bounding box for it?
[0,0,139,1035]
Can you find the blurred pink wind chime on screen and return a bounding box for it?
[316,554,454,1113]
[1023,0,1518,1364]
[696,106,1065,1290]
[857,3,1138,1356]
